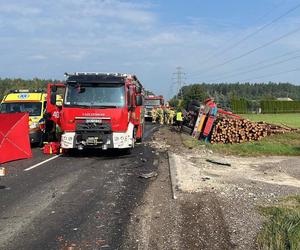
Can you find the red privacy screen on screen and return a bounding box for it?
[0,112,32,164]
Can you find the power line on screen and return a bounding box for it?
[206,49,300,80]
[190,49,300,80]
[198,1,300,65]
[254,0,286,22]
[172,66,186,98]
[208,54,300,82]
[239,67,300,82]
[192,25,300,77]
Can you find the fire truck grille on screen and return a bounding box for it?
[76,122,111,132]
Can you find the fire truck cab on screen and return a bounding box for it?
[46,72,144,151]
[144,95,164,119]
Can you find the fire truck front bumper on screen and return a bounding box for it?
[60,123,134,150]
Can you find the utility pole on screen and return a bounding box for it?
[172,66,186,99]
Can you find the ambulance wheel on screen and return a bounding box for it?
[38,136,44,148]
[32,133,44,148]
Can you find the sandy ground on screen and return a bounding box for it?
[126,127,300,250]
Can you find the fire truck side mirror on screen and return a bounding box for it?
[136,95,143,106]
[50,86,57,105]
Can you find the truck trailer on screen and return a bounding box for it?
[46,72,144,152]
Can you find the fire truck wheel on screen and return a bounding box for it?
[134,125,143,143]
[65,148,78,156]
[119,148,132,155]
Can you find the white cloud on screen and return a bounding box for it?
[0,0,300,98]
[29,55,47,60]
[0,3,41,15]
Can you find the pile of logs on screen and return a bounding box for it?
[211,118,297,144]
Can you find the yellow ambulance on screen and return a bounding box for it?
[0,90,47,145]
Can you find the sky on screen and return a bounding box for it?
[1,0,300,98]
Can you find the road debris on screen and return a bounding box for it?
[0,167,7,176]
[82,188,95,193]
[153,159,159,166]
[139,171,158,179]
[140,158,147,163]
[201,176,211,181]
[206,158,231,166]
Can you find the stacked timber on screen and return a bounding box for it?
[210,118,296,144]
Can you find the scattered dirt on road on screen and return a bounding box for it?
[130,127,300,249]
[123,151,182,249]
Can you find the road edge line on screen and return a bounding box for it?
[167,151,178,200]
[24,155,60,171]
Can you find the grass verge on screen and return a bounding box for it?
[181,132,300,156]
[257,196,300,250]
[240,113,300,129]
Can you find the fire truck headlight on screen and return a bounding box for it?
[29,122,38,129]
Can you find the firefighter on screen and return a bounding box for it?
[156,107,164,125]
[164,107,170,125]
[176,109,183,131]
[151,107,158,123]
[168,108,176,125]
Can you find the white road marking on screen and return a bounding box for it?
[24,155,60,172]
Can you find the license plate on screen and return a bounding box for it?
[86,137,98,145]
[86,119,102,123]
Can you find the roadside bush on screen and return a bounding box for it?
[257,196,300,250]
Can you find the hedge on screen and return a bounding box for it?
[231,98,251,113]
[261,100,300,113]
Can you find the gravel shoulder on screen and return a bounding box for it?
[126,127,300,249]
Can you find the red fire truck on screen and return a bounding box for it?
[46,72,144,151]
[144,95,164,119]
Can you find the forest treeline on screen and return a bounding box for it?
[0,78,56,99]
[182,82,300,100]
[0,78,155,100]
[170,82,300,113]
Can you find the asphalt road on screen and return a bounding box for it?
[0,123,159,250]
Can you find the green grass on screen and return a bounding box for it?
[182,132,300,156]
[241,113,300,129]
[257,196,300,250]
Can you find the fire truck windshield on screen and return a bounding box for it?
[0,102,42,116]
[144,99,161,107]
[64,83,125,108]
